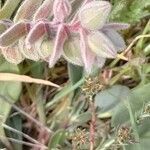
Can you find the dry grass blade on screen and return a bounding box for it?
[0,73,60,88]
[124,34,150,54]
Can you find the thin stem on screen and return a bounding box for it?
[136,20,150,50]
[0,95,52,133]
[110,34,150,67]
[2,123,43,146]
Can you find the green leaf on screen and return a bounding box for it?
[112,83,150,126]
[125,138,150,150]
[6,115,22,150]
[0,0,21,19]
[48,129,67,149]
[63,36,83,66]
[95,85,130,117]
[68,63,83,85]
[0,58,22,146]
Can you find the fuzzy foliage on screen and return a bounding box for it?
[110,0,150,23]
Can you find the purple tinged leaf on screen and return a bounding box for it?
[102,29,126,52]
[1,44,24,64]
[26,21,47,49]
[0,19,13,34]
[14,0,43,22]
[33,0,54,21]
[49,25,67,67]
[79,1,111,30]
[79,28,95,73]
[88,31,117,58]
[0,21,30,47]
[53,0,72,22]
[103,23,130,31]
[0,19,13,28]
[63,35,83,66]
[19,38,40,61]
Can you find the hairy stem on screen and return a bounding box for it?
[89,96,96,150]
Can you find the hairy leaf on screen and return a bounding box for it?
[79,1,111,30]
[0,21,30,47]
[102,28,126,52]
[19,38,40,61]
[37,38,54,60]
[49,25,67,67]
[63,35,83,66]
[26,21,47,48]
[1,45,24,64]
[14,0,43,22]
[88,31,117,58]
[53,0,72,22]
[33,0,54,20]
[79,28,95,73]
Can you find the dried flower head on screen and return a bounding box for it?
[116,126,135,145]
[71,128,89,149]
[0,0,129,73]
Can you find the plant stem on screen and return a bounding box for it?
[89,96,96,150]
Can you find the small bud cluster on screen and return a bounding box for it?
[0,0,129,73]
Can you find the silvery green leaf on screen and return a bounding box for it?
[79,28,95,73]
[33,0,54,21]
[53,0,72,22]
[96,57,106,68]
[0,21,30,47]
[37,38,53,60]
[14,0,43,22]
[79,1,111,30]
[88,31,117,58]
[1,44,24,64]
[103,22,130,31]
[19,38,40,61]
[63,35,83,66]
[102,28,126,52]
[49,25,67,67]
